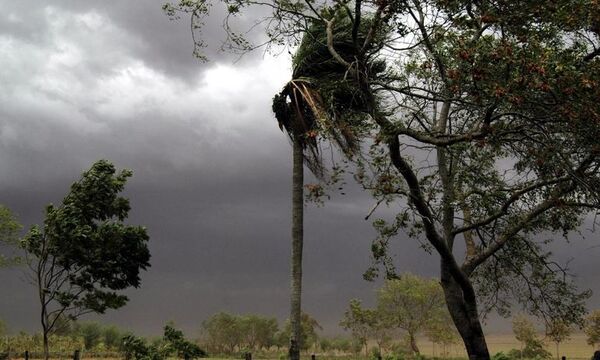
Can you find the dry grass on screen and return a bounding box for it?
[415,333,597,359]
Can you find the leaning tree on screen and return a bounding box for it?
[165,0,600,358]
[22,160,150,360]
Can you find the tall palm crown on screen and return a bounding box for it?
[272,13,389,177]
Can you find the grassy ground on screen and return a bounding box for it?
[414,333,597,359]
[5,334,598,360]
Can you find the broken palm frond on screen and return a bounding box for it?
[272,11,389,179]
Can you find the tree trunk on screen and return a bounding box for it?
[440,261,490,360]
[408,333,419,354]
[289,136,304,360]
[43,330,49,360]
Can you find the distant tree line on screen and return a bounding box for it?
[200,312,321,354]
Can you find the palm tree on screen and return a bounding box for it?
[272,14,386,360]
[273,81,322,360]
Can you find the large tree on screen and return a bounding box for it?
[21,160,150,360]
[166,0,600,358]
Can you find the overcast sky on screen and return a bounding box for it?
[0,0,598,338]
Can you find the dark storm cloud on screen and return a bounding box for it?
[0,0,275,82]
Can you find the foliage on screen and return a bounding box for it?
[281,312,322,351]
[20,160,151,358]
[377,275,450,354]
[507,339,552,360]
[513,315,538,346]
[585,310,600,347]
[163,325,206,359]
[491,352,512,360]
[122,334,164,360]
[0,205,22,267]
[327,336,352,353]
[545,319,571,353]
[49,314,74,337]
[75,322,103,350]
[201,312,279,354]
[271,11,388,178]
[238,315,279,351]
[103,325,128,350]
[0,333,85,356]
[201,312,243,353]
[122,325,205,360]
[424,313,460,349]
[511,315,551,359]
[340,299,376,354]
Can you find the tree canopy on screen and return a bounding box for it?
[376,275,449,354]
[21,160,151,359]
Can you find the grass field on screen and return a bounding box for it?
[414,333,597,359]
[5,334,597,360]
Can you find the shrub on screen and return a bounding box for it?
[491,352,513,360]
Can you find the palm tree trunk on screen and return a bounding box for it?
[289,136,304,360]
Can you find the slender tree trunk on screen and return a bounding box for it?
[289,136,304,360]
[43,329,49,360]
[441,261,490,360]
[40,278,50,360]
[408,333,419,354]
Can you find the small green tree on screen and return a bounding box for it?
[376,274,448,354]
[201,312,243,354]
[330,337,351,353]
[318,338,331,353]
[239,315,279,350]
[585,310,600,348]
[545,319,571,360]
[340,299,373,356]
[513,315,537,354]
[75,322,103,350]
[512,315,551,359]
[425,315,459,358]
[21,160,151,360]
[103,325,127,350]
[340,299,391,355]
[163,325,206,359]
[512,315,536,345]
[122,325,206,360]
